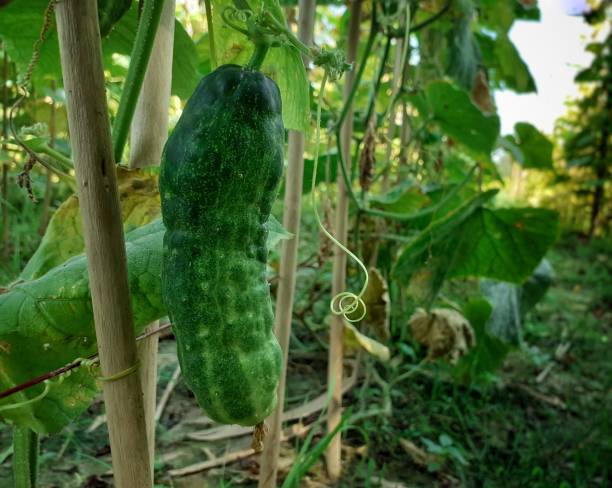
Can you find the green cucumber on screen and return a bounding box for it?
[160,64,284,426]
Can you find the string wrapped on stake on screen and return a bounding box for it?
[311,71,368,323]
[0,357,139,413]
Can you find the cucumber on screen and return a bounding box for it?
[160,64,284,426]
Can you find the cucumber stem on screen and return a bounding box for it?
[12,426,39,488]
[246,42,270,71]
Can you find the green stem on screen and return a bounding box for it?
[262,11,310,57]
[335,18,378,132]
[246,42,270,71]
[204,0,217,68]
[12,427,39,488]
[363,35,391,128]
[39,145,73,171]
[111,0,165,164]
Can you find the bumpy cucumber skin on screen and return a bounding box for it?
[160,65,284,426]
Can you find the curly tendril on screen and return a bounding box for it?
[311,72,369,324]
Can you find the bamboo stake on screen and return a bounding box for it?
[326,0,363,480]
[129,0,175,169]
[54,2,152,486]
[129,0,175,476]
[257,2,316,484]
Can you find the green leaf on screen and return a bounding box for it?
[0,220,166,433]
[300,151,338,195]
[393,199,559,305]
[477,32,536,94]
[452,297,511,384]
[266,214,293,249]
[369,180,431,214]
[478,0,516,33]
[0,0,62,84]
[392,190,498,294]
[171,20,199,99]
[211,0,310,132]
[511,122,553,169]
[0,0,198,98]
[449,207,560,282]
[426,81,500,155]
[514,1,541,21]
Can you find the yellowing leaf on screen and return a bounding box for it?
[21,168,160,280]
[343,322,390,362]
[347,268,391,342]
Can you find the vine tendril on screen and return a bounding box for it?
[312,72,368,324]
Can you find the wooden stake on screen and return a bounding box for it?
[257,1,316,486]
[54,2,152,486]
[129,0,176,476]
[326,0,363,480]
[129,0,175,169]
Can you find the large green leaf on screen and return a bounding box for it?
[393,198,559,303]
[211,0,310,132]
[477,0,516,33]
[0,215,288,433]
[0,221,166,434]
[392,190,498,302]
[0,0,62,84]
[0,0,198,98]
[477,32,536,94]
[426,81,500,155]
[448,207,559,282]
[510,122,553,169]
[369,180,431,214]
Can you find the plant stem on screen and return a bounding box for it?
[2,44,9,260]
[204,0,217,68]
[12,427,38,488]
[363,35,391,128]
[39,145,72,171]
[111,0,165,164]
[246,42,270,71]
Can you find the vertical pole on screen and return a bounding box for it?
[55,2,152,486]
[326,0,363,480]
[258,2,316,486]
[130,0,176,477]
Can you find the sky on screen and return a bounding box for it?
[495,0,598,135]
